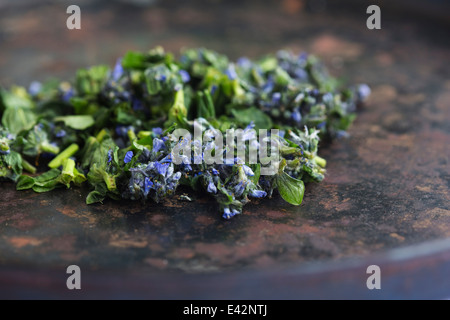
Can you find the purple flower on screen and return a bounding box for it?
[62,88,74,103]
[242,165,254,177]
[156,74,167,82]
[55,130,66,138]
[262,80,274,94]
[292,108,302,123]
[225,64,237,80]
[322,92,333,104]
[336,130,349,139]
[294,68,307,80]
[179,70,191,83]
[237,57,252,69]
[211,168,219,175]
[242,122,256,141]
[272,92,281,103]
[152,138,165,153]
[155,162,169,176]
[222,207,233,220]
[28,81,42,96]
[234,181,247,197]
[250,190,267,198]
[298,52,308,62]
[116,125,135,139]
[152,127,163,135]
[172,172,182,180]
[107,149,113,163]
[112,58,124,82]
[317,121,326,129]
[0,149,10,155]
[207,181,217,194]
[211,85,218,95]
[124,151,133,164]
[166,165,174,177]
[144,177,153,196]
[357,84,371,101]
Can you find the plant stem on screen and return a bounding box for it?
[48,143,79,169]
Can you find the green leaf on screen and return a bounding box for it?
[34,169,61,184]
[54,115,95,130]
[122,51,147,70]
[16,175,35,190]
[249,163,261,185]
[86,190,106,204]
[275,172,305,206]
[75,65,109,95]
[2,107,36,134]
[32,184,58,193]
[231,107,273,130]
[4,151,23,181]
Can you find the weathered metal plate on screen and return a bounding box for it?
[0,0,449,299]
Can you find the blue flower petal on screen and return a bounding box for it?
[179,69,191,83]
[112,58,124,82]
[357,84,371,101]
[207,181,217,194]
[242,165,254,177]
[152,127,163,135]
[144,177,153,196]
[292,108,302,123]
[124,151,133,164]
[28,81,42,96]
[107,149,113,164]
[225,64,237,80]
[222,207,233,220]
[56,130,66,138]
[155,162,169,176]
[152,138,165,153]
[250,190,267,198]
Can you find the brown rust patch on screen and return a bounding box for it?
[194,215,215,226]
[413,208,450,237]
[194,243,234,260]
[46,235,77,252]
[264,210,288,219]
[7,236,43,248]
[390,233,405,242]
[58,205,98,226]
[144,257,168,269]
[168,247,196,260]
[149,214,169,227]
[369,85,398,103]
[310,34,363,59]
[109,233,148,248]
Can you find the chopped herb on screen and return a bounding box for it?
[0,47,369,219]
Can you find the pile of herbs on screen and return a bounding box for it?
[0,47,370,219]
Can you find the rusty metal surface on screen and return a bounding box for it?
[0,0,449,299]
